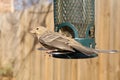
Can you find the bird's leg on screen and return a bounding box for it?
[38,47,58,54]
[38,47,48,50]
[47,49,58,54]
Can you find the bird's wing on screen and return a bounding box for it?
[68,39,119,55]
[39,31,75,52]
[67,38,97,56]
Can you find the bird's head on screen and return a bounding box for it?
[30,26,47,38]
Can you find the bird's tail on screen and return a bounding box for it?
[69,42,119,56]
[95,49,119,53]
[68,39,119,56]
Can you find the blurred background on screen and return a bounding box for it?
[0,0,120,80]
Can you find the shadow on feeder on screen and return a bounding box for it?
[52,51,98,59]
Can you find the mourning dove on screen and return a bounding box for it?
[30,26,119,56]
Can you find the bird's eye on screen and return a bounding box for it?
[36,28,39,30]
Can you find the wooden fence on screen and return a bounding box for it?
[0,0,120,80]
[96,0,120,80]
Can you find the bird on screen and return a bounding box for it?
[30,26,119,56]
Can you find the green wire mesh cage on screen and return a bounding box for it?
[53,0,97,58]
[54,0,94,38]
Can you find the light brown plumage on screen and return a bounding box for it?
[30,26,119,56]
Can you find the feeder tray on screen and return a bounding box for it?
[51,51,97,59]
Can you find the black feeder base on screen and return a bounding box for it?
[51,51,98,59]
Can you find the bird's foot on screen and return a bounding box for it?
[46,49,58,54]
[38,47,48,50]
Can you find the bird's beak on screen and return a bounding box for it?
[30,29,35,34]
[29,29,37,38]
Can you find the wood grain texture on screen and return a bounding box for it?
[0,0,120,80]
[96,0,120,80]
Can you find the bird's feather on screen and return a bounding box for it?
[39,31,75,52]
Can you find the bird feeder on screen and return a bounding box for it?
[53,0,98,58]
